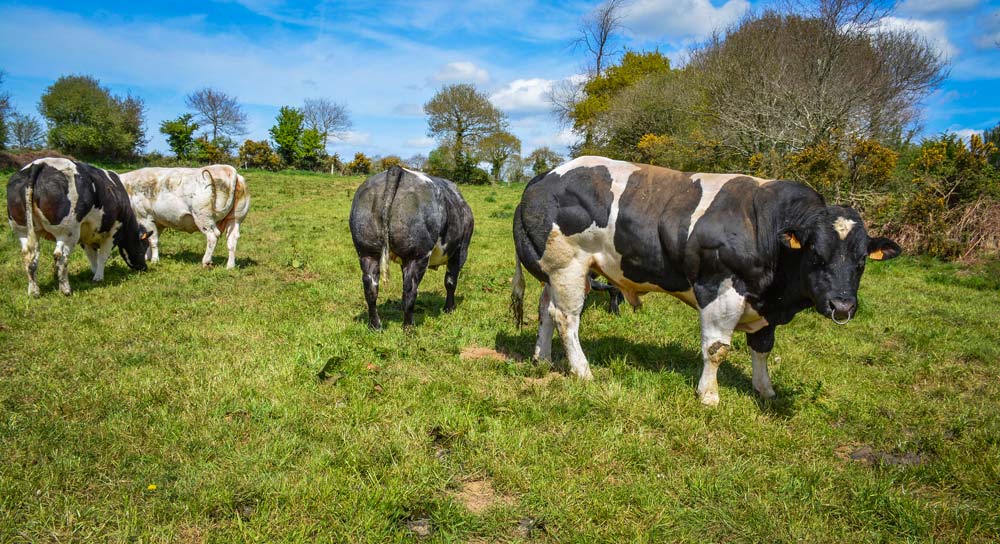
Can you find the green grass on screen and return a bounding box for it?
[2,170,999,542]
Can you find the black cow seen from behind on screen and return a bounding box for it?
[349,166,474,329]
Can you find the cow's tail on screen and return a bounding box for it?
[203,167,237,216]
[22,162,44,256]
[511,252,526,329]
[379,165,404,285]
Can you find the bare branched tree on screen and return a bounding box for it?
[185,88,248,142]
[574,0,629,78]
[302,98,352,146]
[547,76,585,127]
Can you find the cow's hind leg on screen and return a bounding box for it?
[548,265,591,379]
[90,236,115,283]
[224,221,241,269]
[147,225,160,264]
[443,244,468,313]
[360,255,382,330]
[53,235,77,296]
[15,228,40,297]
[195,215,221,267]
[696,281,746,406]
[401,256,430,328]
[534,284,555,361]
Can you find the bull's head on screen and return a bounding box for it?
[781,206,900,324]
[115,223,150,272]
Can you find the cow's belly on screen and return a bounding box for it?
[151,195,200,232]
[77,208,116,247]
[428,241,448,268]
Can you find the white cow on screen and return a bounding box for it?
[119,165,250,268]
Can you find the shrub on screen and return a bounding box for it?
[346,152,372,175]
[239,139,281,170]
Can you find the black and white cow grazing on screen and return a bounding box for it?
[6,158,149,296]
[349,165,474,329]
[511,156,900,406]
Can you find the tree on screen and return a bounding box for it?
[8,112,45,149]
[527,147,563,176]
[0,71,10,150]
[984,122,1000,169]
[574,0,627,78]
[269,106,305,167]
[502,154,530,184]
[38,75,147,160]
[477,130,521,182]
[302,98,352,147]
[193,135,227,163]
[159,113,199,159]
[689,4,947,157]
[186,88,248,144]
[238,139,281,170]
[346,152,372,175]
[424,84,506,182]
[297,128,326,170]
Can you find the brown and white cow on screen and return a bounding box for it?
[511,156,901,406]
[119,165,250,268]
[6,158,149,296]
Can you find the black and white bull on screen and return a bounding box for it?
[511,156,900,406]
[349,165,474,329]
[6,158,149,296]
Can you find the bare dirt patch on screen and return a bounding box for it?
[460,346,508,361]
[452,478,516,514]
[835,443,927,466]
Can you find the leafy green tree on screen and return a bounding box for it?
[238,139,281,170]
[984,122,1000,169]
[193,136,227,163]
[38,75,147,160]
[570,51,672,151]
[269,106,304,167]
[159,113,199,159]
[296,128,326,170]
[477,130,521,182]
[424,84,506,182]
[527,147,563,176]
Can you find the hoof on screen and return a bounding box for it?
[699,390,720,407]
[443,305,455,314]
[755,386,776,399]
[28,286,40,298]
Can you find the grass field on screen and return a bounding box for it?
[2,169,999,542]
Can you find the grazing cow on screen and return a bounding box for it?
[350,165,474,329]
[511,156,900,406]
[6,158,149,296]
[119,165,250,268]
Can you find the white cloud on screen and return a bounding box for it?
[490,78,555,114]
[949,128,983,142]
[333,131,371,145]
[875,17,958,59]
[899,0,979,14]
[431,61,490,85]
[624,0,750,41]
[973,10,1000,49]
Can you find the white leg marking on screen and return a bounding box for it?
[92,237,115,282]
[534,285,554,361]
[53,236,76,296]
[225,222,240,269]
[84,246,100,281]
[200,223,220,267]
[548,265,591,379]
[697,279,746,406]
[15,229,40,297]
[751,350,776,399]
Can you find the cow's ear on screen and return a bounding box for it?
[868,237,901,261]
[780,229,803,250]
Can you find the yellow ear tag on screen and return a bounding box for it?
[785,233,801,249]
[869,249,884,260]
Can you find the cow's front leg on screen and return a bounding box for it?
[443,244,468,313]
[534,284,554,361]
[548,266,591,379]
[90,237,115,282]
[696,281,746,406]
[53,237,76,296]
[147,225,160,264]
[84,246,100,281]
[401,255,430,328]
[748,325,776,399]
[360,255,382,330]
[16,231,40,297]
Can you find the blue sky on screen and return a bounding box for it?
[2,0,998,158]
